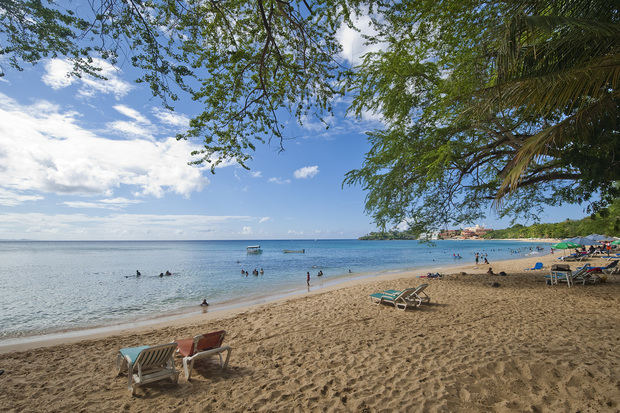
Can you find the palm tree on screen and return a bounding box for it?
[480,0,619,200]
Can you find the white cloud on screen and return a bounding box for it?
[241,226,253,235]
[113,105,150,124]
[0,93,213,201]
[0,212,254,240]
[42,58,132,99]
[294,165,319,179]
[268,177,291,185]
[250,171,262,178]
[62,197,143,210]
[152,107,190,128]
[0,188,44,206]
[107,120,155,139]
[300,114,333,132]
[335,13,384,66]
[258,217,270,224]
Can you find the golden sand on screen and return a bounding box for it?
[1,253,618,412]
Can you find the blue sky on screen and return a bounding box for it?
[0,17,589,240]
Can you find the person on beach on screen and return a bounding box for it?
[307,272,310,286]
[475,253,479,264]
[200,299,209,307]
[484,257,489,264]
[487,267,495,275]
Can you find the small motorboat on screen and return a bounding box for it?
[247,245,262,254]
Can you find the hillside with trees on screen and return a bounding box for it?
[359,230,420,240]
[484,200,620,239]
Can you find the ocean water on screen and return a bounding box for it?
[0,239,547,339]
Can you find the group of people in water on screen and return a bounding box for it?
[129,270,173,278]
[306,270,325,286]
[241,268,264,276]
[474,252,490,265]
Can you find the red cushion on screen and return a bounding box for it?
[176,330,226,357]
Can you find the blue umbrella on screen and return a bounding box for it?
[563,236,597,246]
[587,234,611,242]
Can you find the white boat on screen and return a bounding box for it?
[247,245,262,254]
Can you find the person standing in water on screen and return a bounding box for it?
[306,271,310,286]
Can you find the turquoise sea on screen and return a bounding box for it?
[0,239,548,339]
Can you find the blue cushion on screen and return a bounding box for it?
[119,345,150,364]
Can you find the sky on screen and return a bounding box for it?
[0,14,589,240]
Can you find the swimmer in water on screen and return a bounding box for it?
[200,299,209,307]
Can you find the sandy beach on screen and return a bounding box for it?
[1,252,619,412]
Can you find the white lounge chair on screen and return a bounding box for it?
[546,265,591,288]
[409,283,431,304]
[175,330,231,380]
[370,284,430,310]
[116,342,179,395]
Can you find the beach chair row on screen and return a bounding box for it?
[545,261,619,287]
[116,330,231,395]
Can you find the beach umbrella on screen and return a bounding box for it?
[612,240,620,246]
[552,241,583,257]
[564,236,597,246]
[552,241,582,249]
[586,234,609,242]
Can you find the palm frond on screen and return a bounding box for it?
[496,91,619,199]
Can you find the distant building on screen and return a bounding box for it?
[418,231,440,240]
[439,229,460,239]
[461,224,493,239]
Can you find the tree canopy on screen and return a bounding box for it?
[1,0,618,231]
[344,0,619,231]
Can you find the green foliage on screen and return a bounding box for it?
[485,199,620,239]
[344,0,619,231]
[0,0,368,169]
[481,1,620,201]
[358,229,421,240]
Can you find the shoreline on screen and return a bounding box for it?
[0,251,547,354]
[1,249,617,411]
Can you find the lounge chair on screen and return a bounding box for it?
[546,265,591,288]
[116,342,179,395]
[578,260,618,276]
[410,283,431,304]
[601,260,618,274]
[370,284,430,310]
[525,262,544,271]
[370,288,417,310]
[175,330,231,380]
